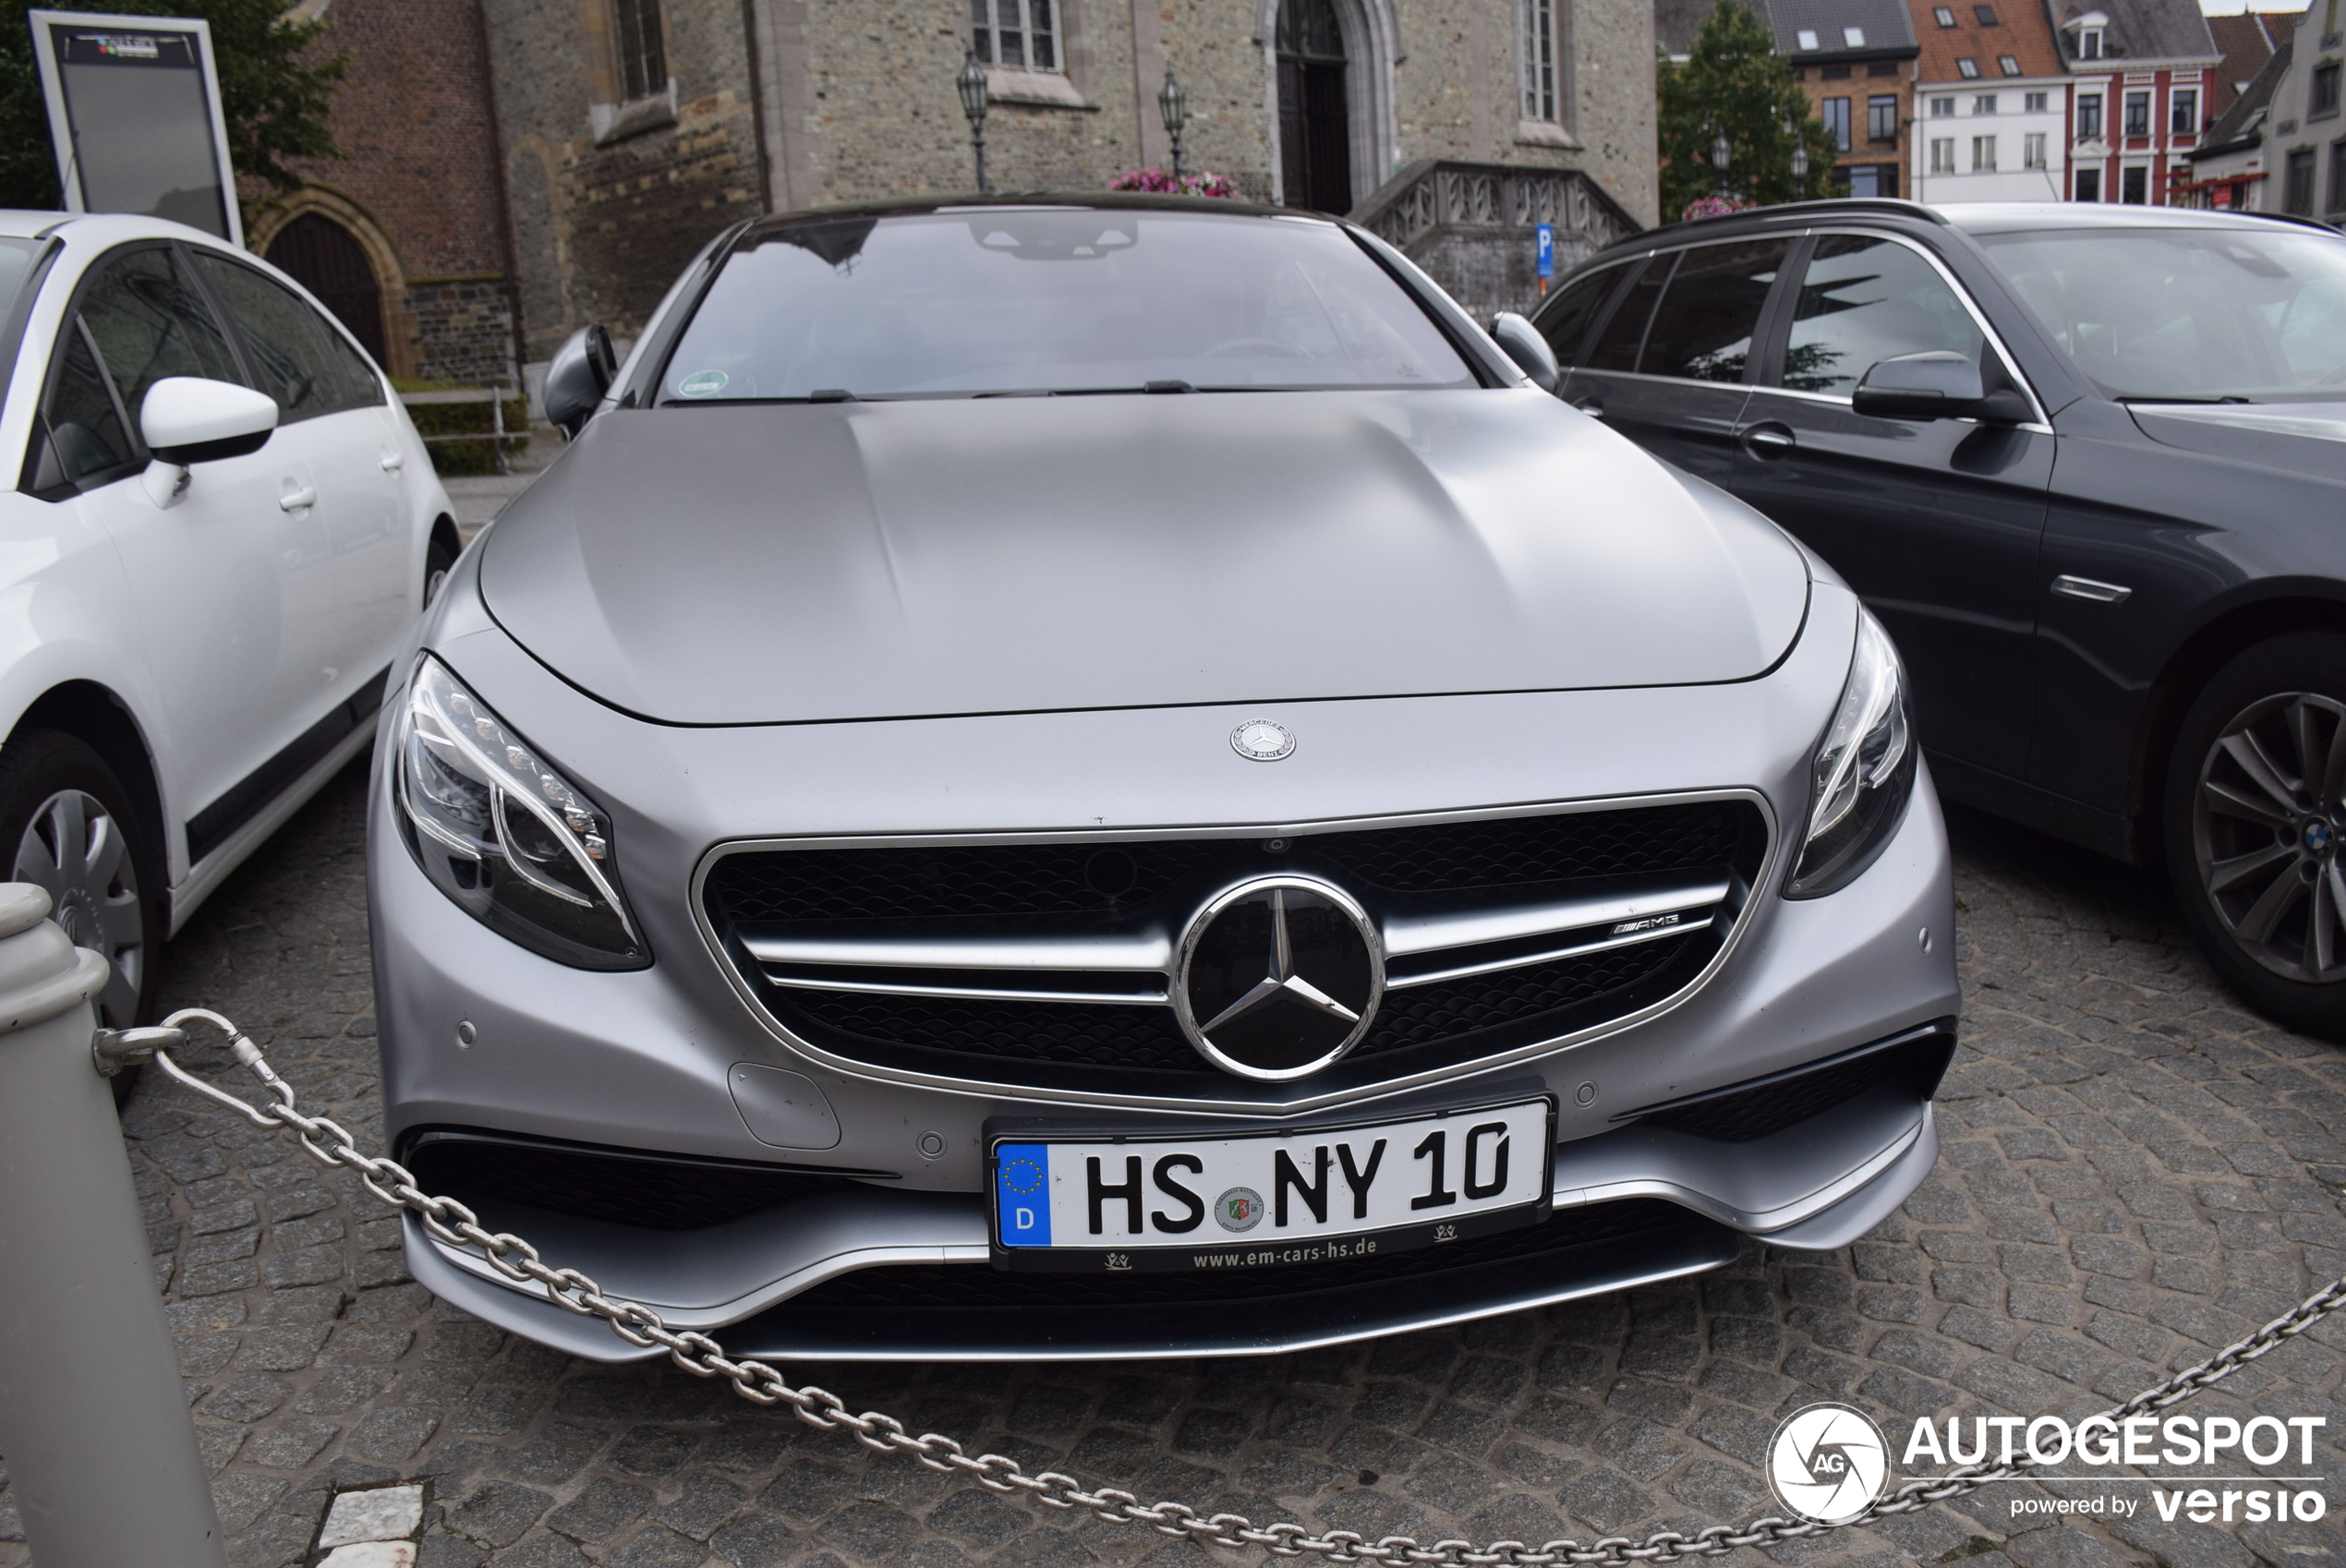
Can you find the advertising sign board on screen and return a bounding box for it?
[29,11,241,246]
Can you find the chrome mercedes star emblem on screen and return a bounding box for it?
[1229,719,1295,762]
[1174,875,1382,1080]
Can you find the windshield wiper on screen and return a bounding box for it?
[2117,395,2252,404]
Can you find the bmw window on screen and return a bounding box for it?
[1780,235,1985,397]
[1636,240,1792,383]
[1535,259,1631,366]
[1978,226,2346,399]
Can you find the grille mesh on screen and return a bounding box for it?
[710,842,1218,923]
[788,992,1198,1073]
[780,935,1693,1078]
[1312,804,1750,893]
[1632,1027,1957,1143]
[789,1198,1701,1309]
[405,1134,857,1231]
[706,802,1760,925]
[1355,939,1687,1057]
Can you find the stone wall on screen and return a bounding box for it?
[484,0,769,361]
[405,279,519,385]
[486,1,1658,351]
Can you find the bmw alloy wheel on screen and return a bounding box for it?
[2193,691,2346,983]
[13,788,145,1024]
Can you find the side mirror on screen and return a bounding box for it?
[139,377,276,464]
[1851,350,2029,423]
[544,324,617,439]
[1490,311,1560,394]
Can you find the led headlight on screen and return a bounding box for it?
[395,656,647,969]
[1786,609,1917,899]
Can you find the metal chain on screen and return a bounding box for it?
[137,1008,2346,1565]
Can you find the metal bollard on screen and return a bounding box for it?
[0,884,227,1567]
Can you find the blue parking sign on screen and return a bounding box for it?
[1536,223,1554,279]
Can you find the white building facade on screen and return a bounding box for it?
[1911,79,2070,201]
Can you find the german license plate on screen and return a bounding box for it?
[989,1097,1554,1272]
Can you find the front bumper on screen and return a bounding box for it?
[371,584,1959,1361]
[403,1080,1940,1363]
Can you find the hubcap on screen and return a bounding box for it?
[12,790,143,1025]
[2194,692,2346,983]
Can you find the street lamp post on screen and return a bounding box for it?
[957,49,990,193]
[1158,66,1189,180]
[1712,129,1732,198]
[1791,140,1809,200]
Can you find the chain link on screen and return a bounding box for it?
[142,1009,2346,1564]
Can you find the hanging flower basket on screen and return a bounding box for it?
[1110,167,1237,198]
[1679,193,1755,222]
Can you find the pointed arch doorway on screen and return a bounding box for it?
[266,212,390,368]
[1276,0,1352,213]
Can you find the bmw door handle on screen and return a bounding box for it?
[1739,422,1796,460]
[278,485,318,513]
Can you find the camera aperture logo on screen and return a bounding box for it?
[1770,1403,1889,1525]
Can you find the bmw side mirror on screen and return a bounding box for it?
[1489,312,1560,394]
[1852,350,2028,424]
[544,324,617,440]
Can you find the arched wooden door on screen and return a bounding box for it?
[1277,0,1352,214]
[265,213,389,368]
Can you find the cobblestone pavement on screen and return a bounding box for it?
[5,766,2346,1568]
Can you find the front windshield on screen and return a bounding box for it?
[656,207,1476,401]
[1977,225,2346,402]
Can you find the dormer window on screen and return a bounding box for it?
[2078,27,2102,59]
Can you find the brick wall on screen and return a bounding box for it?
[273,0,518,380]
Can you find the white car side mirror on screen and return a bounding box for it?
[139,378,278,508]
[140,377,277,464]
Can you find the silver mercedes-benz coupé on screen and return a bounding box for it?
[369,196,1957,1362]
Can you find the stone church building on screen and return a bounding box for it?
[478,0,1656,366]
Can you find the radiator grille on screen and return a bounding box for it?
[705,798,1768,1096]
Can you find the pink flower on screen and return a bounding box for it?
[1679,194,1754,222]
[1110,167,1237,198]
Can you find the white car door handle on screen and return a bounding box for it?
[278,485,318,513]
[381,454,403,472]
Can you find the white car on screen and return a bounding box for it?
[0,211,457,1029]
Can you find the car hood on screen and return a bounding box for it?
[2128,401,2346,481]
[479,391,1809,725]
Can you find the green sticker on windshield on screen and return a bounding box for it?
[677,369,729,398]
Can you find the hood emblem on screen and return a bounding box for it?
[1230,719,1295,761]
[1174,876,1383,1080]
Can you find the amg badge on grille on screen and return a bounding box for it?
[1229,719,1296,761]
[1174,875,1383,1080]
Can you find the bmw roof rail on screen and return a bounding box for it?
[1639,196,1946,245]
